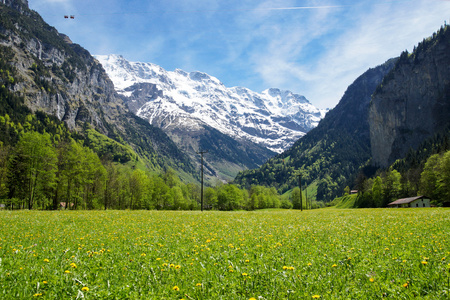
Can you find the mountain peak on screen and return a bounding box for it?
[95,55,326,153]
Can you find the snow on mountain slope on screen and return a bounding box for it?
[95,54,326,153]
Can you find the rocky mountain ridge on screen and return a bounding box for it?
[369,25,450,167]
[0,0,195,175]
[95,54,327,153]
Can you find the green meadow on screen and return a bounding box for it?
[1,209,449,299]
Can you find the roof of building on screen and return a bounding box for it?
[388,196,429,205]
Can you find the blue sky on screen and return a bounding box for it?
[28,0,450,109]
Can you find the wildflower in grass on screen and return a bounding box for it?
[175,265,181,269]
[196,283,202,287]
[249,298,257,300]
[141,253,146,257]
[288,266,295,270]
[282,266,288,270]
[81,287,89,292]
[33,293,42,297]
[64,270,70,274]
[307,263,312,266]
[332,264,337,267]
[42,281,47,284]
[403,283,408,288]
[312,295,321,299]
[43,259,49,263]
[245,259,250,263]
[70,263,77,268]
[369,278,374,282]
[242,273,248,276]
[421,261,427,265]
[173,286,180,291]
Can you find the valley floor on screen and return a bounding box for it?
[1,208,449,299]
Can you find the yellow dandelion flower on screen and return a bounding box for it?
[282,266,288,270]
[81,287,89,292]
[421,261,427,265]
[70,263,77,268]
[312,295,321,299]
[196,283,202,287]
[175,265,181,269]
[33,293,42,297]
[249,298,257,300]
[242,273,248,276]
[141,253,146,257]
[307,263,312,266]
[64,270,70,274]
[173,286,180,291]
[245,259,250,263]
[369,278,374,282]
[42,281,48,284]
[332,264,337,267]
[403,283,408,288]
[43,259,49,263]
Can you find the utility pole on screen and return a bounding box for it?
[197,150,208,211]
[305,183,308,210]
[297,173,303,212]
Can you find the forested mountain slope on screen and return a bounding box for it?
[234,60,396,200]
[0,0,195,176]
[236,24,450,203]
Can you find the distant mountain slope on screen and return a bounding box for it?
[369,25,450,167]
[95,54,326,153]
[0,0,195,176]
[234,59,396,200]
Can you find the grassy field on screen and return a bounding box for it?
[0,209,449,299]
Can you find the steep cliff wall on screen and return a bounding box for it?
[369,25,450,167]
[0,0,195,175]
[0,2,123,134]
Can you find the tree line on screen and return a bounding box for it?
[0,129,302,211]
[351,149,450,207]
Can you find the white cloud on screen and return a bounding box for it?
[244,0,450,109]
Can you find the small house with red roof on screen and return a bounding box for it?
[388,196,431,208]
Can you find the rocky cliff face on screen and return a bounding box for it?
[0,2,123,134]
[369,25,450,167]
[0,0,195,175]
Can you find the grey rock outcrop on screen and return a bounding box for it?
[369,26,450,167]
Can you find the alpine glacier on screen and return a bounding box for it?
[95,54,326,153]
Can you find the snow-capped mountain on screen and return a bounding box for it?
[95,54,326,153]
